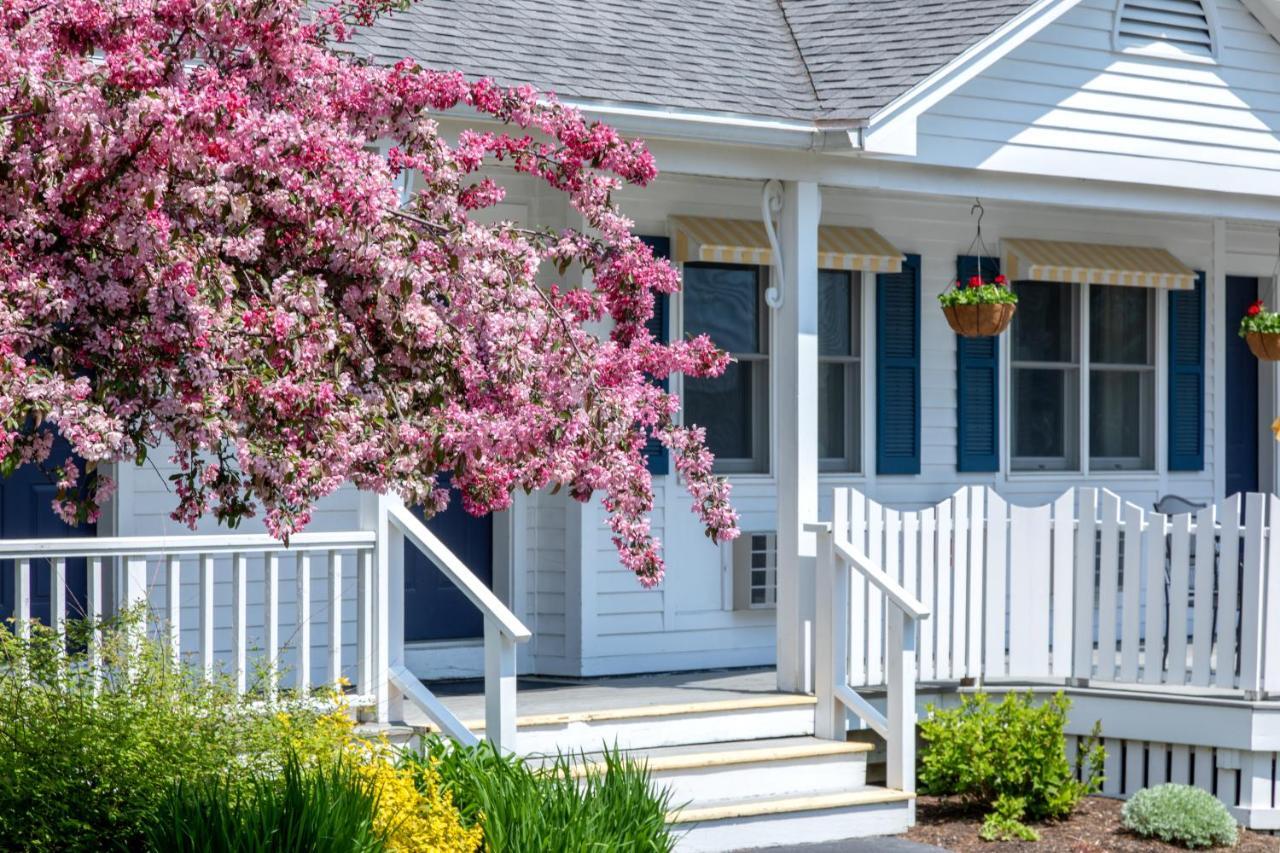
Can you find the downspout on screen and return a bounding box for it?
[762,179,786,310]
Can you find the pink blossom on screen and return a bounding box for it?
[0,0,738,583]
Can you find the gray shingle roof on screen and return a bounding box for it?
[783,0,1037,120]
[348,1,1037,124]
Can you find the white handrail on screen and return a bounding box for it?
[832,538,930,620]
[387,501,531,643]
[809,517,927,796]
[0,530,375,559]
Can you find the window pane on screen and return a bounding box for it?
[819,361,845,461]
[684,361,758,465]
[683,264,760,354]
[1012,281,1074,363]
[818,270,853,357]
[1090,370,1154,468]
[1091,287,1151,365]
[1012,367,1079,469]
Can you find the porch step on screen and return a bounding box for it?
[551,736,872,804]
[668,788,915,852]
[450,694,817,755]
[412,687,910,849]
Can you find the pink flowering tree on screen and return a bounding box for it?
[0,0,737,585]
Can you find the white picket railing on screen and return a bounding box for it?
[824,486,1280,696]
[811,485,1280,814]
[0,492,530,750]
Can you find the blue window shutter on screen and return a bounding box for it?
[877,254,922,475]
[955,256,1001,472]
[640,235,671,476]
[1168,271,1206,471]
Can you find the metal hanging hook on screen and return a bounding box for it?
[962,198,995,281]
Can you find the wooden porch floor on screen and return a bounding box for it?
[404,666,785,727]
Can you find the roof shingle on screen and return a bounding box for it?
[348,0,1037,124]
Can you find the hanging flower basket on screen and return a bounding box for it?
[939,274,1018,338]
[1240,300,1280,361]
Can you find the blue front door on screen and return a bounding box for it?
[404,481,494,642]
[0,434,95,625]
[1226,276,1260,497]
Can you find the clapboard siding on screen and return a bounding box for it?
[914,0,1280,195]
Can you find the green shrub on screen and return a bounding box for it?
[0,613,347,851]
[145,752,388,853]
[411,737,675,852]
[1121,784,1238,849]
[918,691,1105,838]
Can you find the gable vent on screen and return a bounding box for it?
[1115,0,1217,57]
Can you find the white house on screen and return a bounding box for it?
[9,0,1280,845]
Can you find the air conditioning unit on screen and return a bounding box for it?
[731,531,777,611]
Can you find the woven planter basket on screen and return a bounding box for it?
[1246,331,1280,361]
[942,302,1016,338]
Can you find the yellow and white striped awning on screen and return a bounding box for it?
[1002,238,1197,290]
[671,216,904,273]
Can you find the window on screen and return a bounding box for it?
[1010,282,1155,472]
[1011,282,1080,470]
[818,270,862,472]
[683,263,770,474]
[1090,287,1156,470]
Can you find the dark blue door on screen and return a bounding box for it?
[0,434,94,625]
[404,480,494,642]
[1225,276,1260,497]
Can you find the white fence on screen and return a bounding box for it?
[835,486,1279,694]
[0,494,531,750]
[812,486,1280,826]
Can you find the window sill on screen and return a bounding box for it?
[1005,470,1161,481]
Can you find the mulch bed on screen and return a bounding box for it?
[905,795,1279,852]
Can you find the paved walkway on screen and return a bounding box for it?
[734,839,947,852]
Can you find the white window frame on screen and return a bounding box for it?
[679,262,771,475]
[818,269,863,474]
[1007,281,1167,477]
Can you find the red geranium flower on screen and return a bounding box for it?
[994,274,1008,285]
[967,275,982,288]
[1248,299,1264,317]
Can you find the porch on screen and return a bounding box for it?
[8,483,1280,844]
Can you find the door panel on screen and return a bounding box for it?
[0,434,94,625]
[1225,276,1260,497]
[403,482,494,643]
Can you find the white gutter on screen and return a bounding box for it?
[434,99,858,151]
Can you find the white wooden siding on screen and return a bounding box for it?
[913,0,1280,197]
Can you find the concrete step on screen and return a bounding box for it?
[550,736,871,806]
[429,693,818,754]
[668,787,915,852]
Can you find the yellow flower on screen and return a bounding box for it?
[355,756,482,852]
[1272,416,1280,441]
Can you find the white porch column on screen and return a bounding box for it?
[775,180,822,694]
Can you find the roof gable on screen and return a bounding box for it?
[781,0,1038,122]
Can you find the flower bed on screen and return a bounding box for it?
[907,795,1268,851]
[1,614,675,852]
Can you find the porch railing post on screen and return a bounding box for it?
[811,521,845,741]
[1264,496,1280,696]
[1072,488,1098,684]
[484,619,517,751]
[886,606,917,793]
[360,492,401,724]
